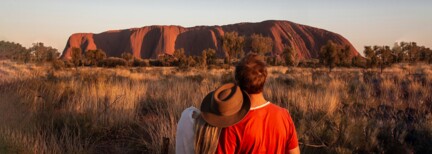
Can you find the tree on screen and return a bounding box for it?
[378,46,393,73]
[351,55,365,68]
[71,47,82,69]
[364,46,377,68]
[365,45,394,73]
[407,42,420,63]
[22,50,33,63]
[397,41,432,64]
[418,47,430,62]
[319,41,339,72]
[0,41,29,61]
[249,34,273,55]
[392,42,405,63]
[338,45,352,67]
[282,46,298,67]
[174,48,187,67]
[222,32,245,65]
[29,42,59,62]
[85,49,106,66]
[201,48,217,67]
[427,49,432,64]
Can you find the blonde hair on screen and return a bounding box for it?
[194,112,222,154]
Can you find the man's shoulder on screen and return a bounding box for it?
[250,103,290,119]
[243,103,291,122]
[269,103,296,120]
[266,103,289,113]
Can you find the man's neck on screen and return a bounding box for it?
[249,92,267,108]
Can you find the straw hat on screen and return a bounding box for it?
[200,83,251,128]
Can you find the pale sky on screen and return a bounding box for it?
[1,0,431,55]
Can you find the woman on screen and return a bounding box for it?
[176,83,251,154]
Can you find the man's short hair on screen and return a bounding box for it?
[235,53,268,94]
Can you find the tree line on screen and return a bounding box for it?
[0,33,284,69]
[1,36,431,71]
[364,42,432,72]
[63,32,280,69]
[318,41,432,72]
[0,41,59,63]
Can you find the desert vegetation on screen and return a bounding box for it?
[1,39,432,153]
[1,59,432,153]
[2,38,431,71]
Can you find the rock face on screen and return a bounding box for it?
[61,20,359,59]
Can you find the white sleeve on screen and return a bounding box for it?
[176,107,200,154]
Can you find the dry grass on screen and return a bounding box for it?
[1,60,432,153]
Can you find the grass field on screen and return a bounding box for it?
[0,60,432,153]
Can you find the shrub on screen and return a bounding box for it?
[297,59,320,68]
[51,59,65,70]
[282,46,298,67]
[121,52,134,61]
[248,33,273,56]
[201,48,217,68]
[85,49,106,66]
[132,58,150,67]
[149,59,162,66]
[29,42,59,63]
[0,40,30,62]
[222,32,245,64]
[319,41,339,72]
[352,55,366,68]
[99,57,128,67]
[187,56,197,67]
[157,54,175,66]
[71,47,83,68]
[63,60,75,68]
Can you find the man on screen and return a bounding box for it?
[216,53,300,154]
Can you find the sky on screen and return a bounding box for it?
[1,0,431,55]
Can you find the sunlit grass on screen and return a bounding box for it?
[1,60,432,153]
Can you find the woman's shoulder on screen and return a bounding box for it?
[182,106,200,114]
[180,106,200,122]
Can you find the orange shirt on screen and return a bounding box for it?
[216,102,299,154]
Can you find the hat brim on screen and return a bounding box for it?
[200,90,251,128]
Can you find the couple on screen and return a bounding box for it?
[176,53,300,154]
